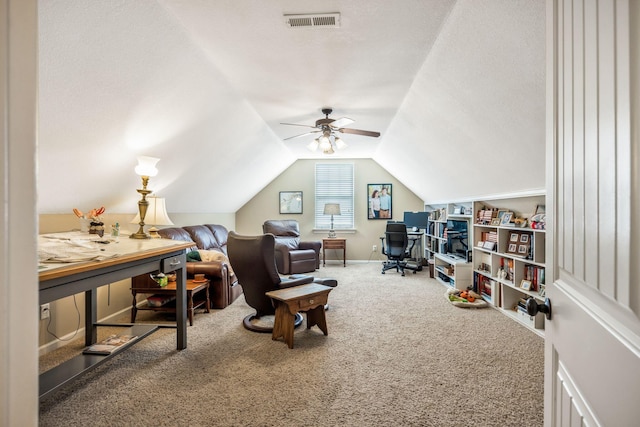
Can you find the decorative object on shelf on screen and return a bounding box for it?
[500,211,514,226]
[279,191,303,214]
[367,183,392,219]
[73,206,105,234]
[130,196,173,238]
[323,203,341,238]
[150,272,168,287]
[131,156,160,239]
[530,213,546,229]
[520,279,533,291]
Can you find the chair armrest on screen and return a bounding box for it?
[186,261,227,278]
[299,241,321,252]
[279,275,314,289]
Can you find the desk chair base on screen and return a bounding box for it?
[381,261,420,276]
[243,312,303,333]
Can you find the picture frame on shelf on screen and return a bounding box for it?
[518,244,528,255]
[535,204,546,215]
[520,234,529,243]
[279,191,303,214]
[508,243,517,253]
[510,232,519,242]
[500,212,514,226]
[520,280,533,291]
[538,285,546,297]
[483,241,496,251]
[497,210,508,221]
[491,218,501,226]
[367,183,392,219]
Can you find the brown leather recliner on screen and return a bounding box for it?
[155,224,242,309]
[262,220,321,275]
[227,231,314,332]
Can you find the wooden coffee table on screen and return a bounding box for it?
[131,279,210,326]
[266,283,333,349]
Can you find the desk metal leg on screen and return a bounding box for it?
[85,289,97,345]
[175,268,187,350]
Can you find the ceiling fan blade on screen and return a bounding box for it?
[330,117,354,128]
[338,128,381,138]
[283,130,321,141]
[280,122,318,129]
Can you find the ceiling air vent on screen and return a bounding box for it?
[284,13,340,28]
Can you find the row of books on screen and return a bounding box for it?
[523,265,545,291]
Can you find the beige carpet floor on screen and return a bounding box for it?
[39,262,544,426]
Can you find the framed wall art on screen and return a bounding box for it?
[279,191,303,214]
[367,183,392,219]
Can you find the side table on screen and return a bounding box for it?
[323,238,346,267]
[131,278,210,326]
[265,283,333,349]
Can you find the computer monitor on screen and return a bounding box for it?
[403,211,429,231]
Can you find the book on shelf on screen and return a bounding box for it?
[83,334,138,355]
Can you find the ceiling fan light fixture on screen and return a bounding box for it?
[307,139,319,152]
[319,136,332,151]
[323,145,335,155]
[334,136,347,150]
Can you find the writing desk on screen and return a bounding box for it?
[38,233,193,399]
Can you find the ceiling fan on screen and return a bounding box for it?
[281,108,380,154]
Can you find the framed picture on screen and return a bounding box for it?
[510,233,519,242]
[520,280,533,291]
[279,191,303,214]
[538,285,546,297]
[491,218,501,226]
[508,243,517,253]
[518,244,528,254]
[535,204,546,215]
[520,234,529,243]
[483,241,496,251]
[367,184,392,219]
[500,211,513,226]
[497,210,507,221]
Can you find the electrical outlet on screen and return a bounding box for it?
[372,244,377,252]
[40,303,50,320]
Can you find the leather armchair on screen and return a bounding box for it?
[227,231,314,332]
[262,220,321,275]
[157,224,242,309]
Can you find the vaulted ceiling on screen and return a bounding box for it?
[37,0,545,214]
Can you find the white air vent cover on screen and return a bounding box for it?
[284,13,340,28]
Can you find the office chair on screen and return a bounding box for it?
[380,223,420,276]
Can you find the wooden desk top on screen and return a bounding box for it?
[38,232,193,282]
[266,283,333,302]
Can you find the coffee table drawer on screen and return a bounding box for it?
[297,293,328,311]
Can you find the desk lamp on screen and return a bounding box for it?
[131,196,173,238]
[323,203,341,238]
[131,156,160,239]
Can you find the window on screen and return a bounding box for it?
[315,163,354,230]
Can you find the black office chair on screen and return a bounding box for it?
[380,223,420,276]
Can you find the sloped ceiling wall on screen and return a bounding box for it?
[37,1,545,214]
[376,0,546,203]
[38,1,294,214]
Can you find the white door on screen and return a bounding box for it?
[546,0,640,425]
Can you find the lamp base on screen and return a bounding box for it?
[130,231,150,239]
[327,230,337,238]
[148,227,161,238]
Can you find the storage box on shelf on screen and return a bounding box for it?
[471,193,546,336]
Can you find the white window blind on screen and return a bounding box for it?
[315,163,354,229]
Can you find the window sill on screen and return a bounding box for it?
[312,229,356,235]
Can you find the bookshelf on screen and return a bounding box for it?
[471,193,546,336]
[425,192,547,337]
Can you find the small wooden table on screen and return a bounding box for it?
[323,238,346,267]
[131,279,210,326]
[265,283,333,349]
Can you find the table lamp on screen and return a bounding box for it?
[323,203,341,238]
[131,196,173,238]
[131,156,159,239]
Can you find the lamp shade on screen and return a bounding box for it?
[323,203,341,216]
[134,156,160,177]
[131,196,173,226]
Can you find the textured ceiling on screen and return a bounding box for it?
[37,0,545,214]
